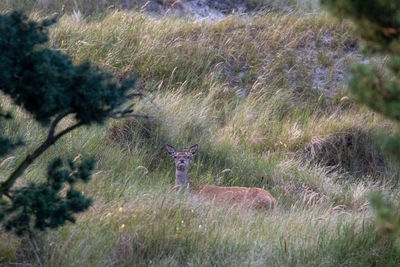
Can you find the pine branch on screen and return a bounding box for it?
[0,12,141,238]
[109,104,151,120]
[48,112,68,140]
[0,121,83,194]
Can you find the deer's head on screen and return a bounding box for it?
[166,144,198,171]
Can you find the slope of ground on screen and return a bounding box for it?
[0,0,321,19]
[1,4,399,266]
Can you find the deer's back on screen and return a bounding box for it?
[194,185,276,209]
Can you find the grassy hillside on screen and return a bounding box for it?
[1,3,400,266]
[0,0,320,16]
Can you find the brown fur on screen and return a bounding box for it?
[193,185,276,209]
[166,144,276,210]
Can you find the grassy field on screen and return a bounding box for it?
[1,1,400,266]
[0,0,321,15]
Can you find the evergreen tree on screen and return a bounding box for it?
[0,11,138,238]
[321,0,400,161]
[322,0,400,253]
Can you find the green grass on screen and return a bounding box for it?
[1,5,400,266]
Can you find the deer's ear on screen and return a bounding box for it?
[188,144,198,156]
[166,144,177,156]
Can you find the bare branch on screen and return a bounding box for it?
[109,103,151,120]
[47,112,68,140]
[0,182,13,200]
[0,121,83,194]
[4,192,13,200]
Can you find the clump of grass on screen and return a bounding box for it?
[109,119,154,153]
[302,127,387,177]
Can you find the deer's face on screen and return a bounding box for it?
[166,144,198,171]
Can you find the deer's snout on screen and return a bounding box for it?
[179,159,185,164]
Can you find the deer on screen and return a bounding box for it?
[166,144,277,209]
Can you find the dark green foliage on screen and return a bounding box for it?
[0,11,138,238]
[0,136,13,157]
[369,193,398,230]
[380,131,400,163]
[348,56,400,122]
[0,108,22,157]
[369,192,400,260]
[0,12,135,125]
[321,0,400,53]
[322,0,400,164]
[0,158,94,236]
[322,1,400,262]
[0,136,23,157]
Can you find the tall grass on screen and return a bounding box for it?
[1,6,399,266]
[0,0,321,15]
[0,0,145,16]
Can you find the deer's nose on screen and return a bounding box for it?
[180,159,185,163]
